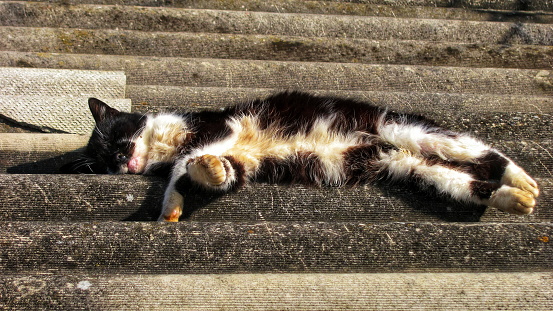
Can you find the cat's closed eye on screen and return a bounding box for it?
[115,153,129,162]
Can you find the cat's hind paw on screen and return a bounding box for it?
[501,163,539,198]
[486,185,536,215]
[187,155,234,190]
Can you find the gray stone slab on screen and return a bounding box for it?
[3,26,552,70]
[9,0,553,11]
[0,133,88,173]
[0,174,550,222]
[9,0,553,20]
[0,96,131,134]
[2,52,552,96]
[1,2,552,44]
[0,67,126,98]
[0,221,551,273]
[127,86,553,114]
[0,133,88,153]
[1,272,552,310]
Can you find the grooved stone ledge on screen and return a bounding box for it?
[3,26,553,69]
[2,2,552,44]
[0,174,551,222]
[1,52,552,95]
[1,272,552,310]
[0,222,551,273]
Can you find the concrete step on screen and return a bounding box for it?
[1,272,552,310]
[0,67,129,133]
[0,174,550,222]
[127,86,553,114]
[1,2,552,45]
[9,0,553,12]
[8,0,553,21]
[0,133,87,173]
[0,67,126,98]
[1,221,551,273]
[0,95,130,134]
[2,52,552,96]
[3,26,553,69]
[129,87,553,142]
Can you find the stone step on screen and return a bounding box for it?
[1,272,552,310]
[128,86,553,114]
[129,88,553,142]
[0,174,550,222]
[0,67,126,98]
[8,0,553,21]
[9,0,553,12]
[1,2,552,45]
[1,221,551,273]
[0,133,87,173]
[0,67,129,133]
[2,52,551,96]
[0,95,130,134]
[3,26,553,69]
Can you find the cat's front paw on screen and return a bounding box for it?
[486,185,536,215]
[187,155,234,189]
[158,191,183,222]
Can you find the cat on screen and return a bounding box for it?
[62,91,539,222]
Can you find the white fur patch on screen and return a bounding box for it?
[377,117,488,162]
[378,149,476,203]
[130,113,189,174]
[501,161,540,197]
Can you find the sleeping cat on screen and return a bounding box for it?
[63,91,539,222]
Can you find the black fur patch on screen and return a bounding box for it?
[470,180,501,199]
[343,144,389,184]
[256,152,326,185]
[471,151,509,181]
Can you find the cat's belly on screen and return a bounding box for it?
[221,115,372,183]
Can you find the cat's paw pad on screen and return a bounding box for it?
[158,191,183,222]
[486,185,536,215]
[501,163,539,198]
[188,155,233,188]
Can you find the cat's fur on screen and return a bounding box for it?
[63,91,539,221]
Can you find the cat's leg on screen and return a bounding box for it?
[158,154,247,222]
[158,157,188,222]
[377,149,536,214]
[377,117,539,207]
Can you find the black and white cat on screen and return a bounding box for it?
[63,91,539,221]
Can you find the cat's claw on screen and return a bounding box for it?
[158,208,182,222]
[158,191,183,222]
[486,185,536,215]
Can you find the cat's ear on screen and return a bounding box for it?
[88,98,120,123]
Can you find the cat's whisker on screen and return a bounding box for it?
[129,123,147,149]
[94,126,106,139]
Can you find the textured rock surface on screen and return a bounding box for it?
[0,0,551,309]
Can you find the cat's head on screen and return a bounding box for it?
[61,98,146,174]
